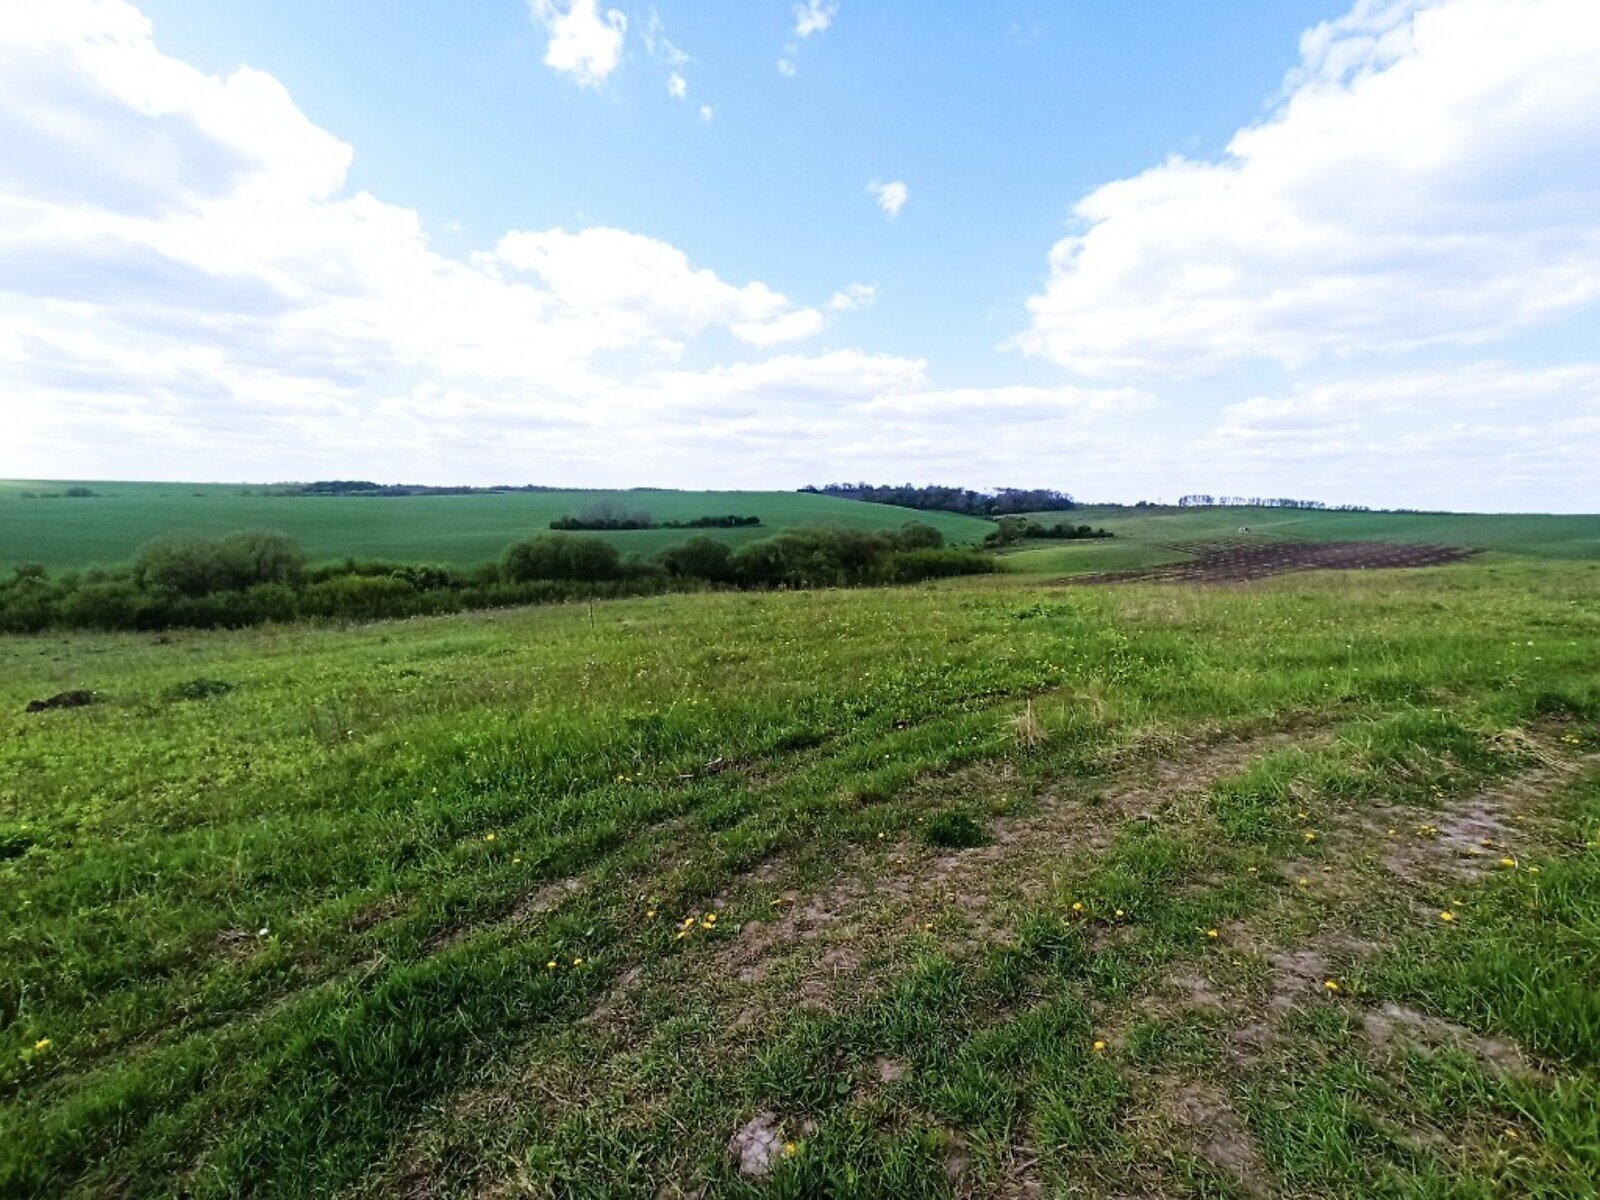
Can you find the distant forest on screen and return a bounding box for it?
[1176,495,1373,510]
[802,483,1075,517]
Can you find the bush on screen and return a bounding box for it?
[882,549,995,583]
[502,535,623,582]
[894,521,945,550]
[133,531,305,596]
[659,536,737,582]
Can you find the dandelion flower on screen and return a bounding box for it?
[1115,909,1125,918]
[546,960,557,970]
[646,909,657,919]
[573,956,584,966]
[1324,980,1340,992]
[1499,857,1516,868]
[1206,928,1220,939]
[1303,831,1318,843]
[33,1038,50,1052]
[484,833,496,842]
[1071,902,1084,913]
[1092,1040,1106,1053]
[784,1141,798,1157]
[1439,910,1456,923]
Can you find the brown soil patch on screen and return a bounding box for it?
[1360,1002,1534,1078]
[1061,539,1476,586]
[1162,1080,1271,1196]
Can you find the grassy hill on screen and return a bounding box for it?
[1003,505,1600,576]
[2,558,1597,1196]
[0,481,994,570]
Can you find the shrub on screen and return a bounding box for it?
[502,535,623,582]
[659,536,737,582]
[894,521,945,550]
[133,531,305,596]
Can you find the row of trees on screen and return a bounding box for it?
[1176,495,1370,511]
[547,502,761,531]
[984,518,1113,547]
[801,483,1075,516]
[0,523,989,633]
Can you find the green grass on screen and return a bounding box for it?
[0,481,994,571]
[2,557,1598,1196]
[1035,504,1600,561]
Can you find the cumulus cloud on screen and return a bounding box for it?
[1191,362,1600,510]
[793,0,838,38]
[1013,0,1600,377]
[0,1,1151,491]
[667,72,686,99]
[699,104,714,122]
[827,283,877,312]
[528,0,627,89]
[776,54,797,78]
[869,179,907,219]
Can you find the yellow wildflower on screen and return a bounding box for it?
[1206,928,1220,940]
[573,956,584,966]
[33,1038,50,1052]
[1092,1040,1107,1053]
[546,960,557,970]
[1499,857,1516,868]
[1439,910,1456,923]
[784,1141,798,1157]
[1071,902,1084,913]
[1324,980,1340,992]
[484,833,496,842]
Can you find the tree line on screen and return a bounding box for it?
[548,501,761,531]
[801,483,1075,516]
[0,523,989,633]
[1176,495,1371,511]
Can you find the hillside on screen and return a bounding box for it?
[0,482,994,570]
[3,558,1597,1196]
[1002,505,1600,577]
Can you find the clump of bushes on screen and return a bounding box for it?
[985,517,1113,547]
[0,521,992,634]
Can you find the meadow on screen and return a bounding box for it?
[3,544,1598,1197]
[0,482,993,571]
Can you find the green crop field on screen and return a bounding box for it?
[4,549,1599,1198]
[1026,505,1600,561]
[0,481,994,571]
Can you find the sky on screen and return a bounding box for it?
[1,0,1598,511]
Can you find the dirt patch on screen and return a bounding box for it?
[1163,1080,1271,1196]
[1060,539,1476,586]
[1359,1002,1534,1078]
[25,689,97,713]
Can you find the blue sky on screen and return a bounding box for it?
[3,0,1599,510]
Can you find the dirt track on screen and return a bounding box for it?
[1060,538,1477,585]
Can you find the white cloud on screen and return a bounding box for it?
[793,1,839,38]
[699,104,714,122]
[667,72,686,99]
[1191,362,1600,510]
[777,56,797,78]
[869,179,908,219]
[827,283,877,312]
[527,0,627,89]
[1014,0,1600,378]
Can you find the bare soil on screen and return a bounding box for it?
[1060,539,1477,585]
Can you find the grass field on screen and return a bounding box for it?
[1002,506,1600,578]
[3,551,1599,1197]
[0,482,994,571]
